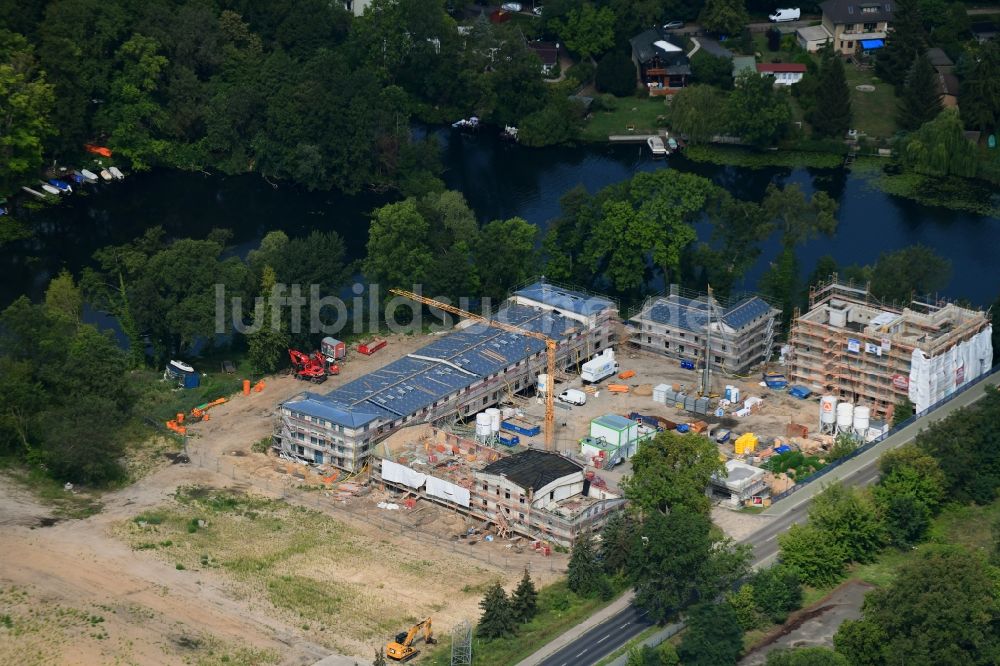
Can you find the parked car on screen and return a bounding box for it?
[662,20,685,29]
[769,7,801,21]
[557,389,587,406]
[501,2,523,11]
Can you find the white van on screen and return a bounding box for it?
[557,389,587,406]
[769,7,801,21]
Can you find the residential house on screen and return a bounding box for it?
[732,55,757,79]
[819,0,894,55]
[343,0,372,16]
[927,48,958,108]
[629,28,691,95]
[528,41,560,76]
[757,62,807,85]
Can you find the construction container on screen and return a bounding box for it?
[591,414,639,452]
[485,408,501,432]
[321,337,346,359]
[498,433,520,447]
[763,372,788,389]
[357,338,387,355]
[501,418,541,437]
[582,349,618,383]
[853,406,870,435]
[653,383,670,403]
[680,359,695,370]
[836,402,854,432]
[788,385,812,399]
[183,372,200,389]
[475,413,492,439]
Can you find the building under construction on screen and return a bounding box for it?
[377,427,627,546]
[628,285,780,375]
[787,279,993,418]
[274,280,619,471]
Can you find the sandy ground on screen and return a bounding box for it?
[739,580,874,665]
[0,334,566,665]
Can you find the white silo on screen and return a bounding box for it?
[853,405,871,437]
[819,395,837,433]
[475,412,492,440]
[537,373,550,395]
[836,402,854,433]
[486,407,501,432]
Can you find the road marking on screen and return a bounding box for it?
[638,610,649,617]
[765,534,778,542]
[575,650,588,657]
[619,622,630,629]
[596,634,610,644]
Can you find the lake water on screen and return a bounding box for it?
[3,130,997,309]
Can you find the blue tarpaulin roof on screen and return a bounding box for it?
[861,39,884,49]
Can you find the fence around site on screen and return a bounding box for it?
[770,365,1000,504]
[189,451,569,574]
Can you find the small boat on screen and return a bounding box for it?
[100,169,113,182]
[48,178,72,193]
[0,207,7,217]
[22,186,50,199]
[647,135,667,158]
[79,169,99,183]
[69,172,86,184]
[500,125,519,142]
[666,136,679,152]
[108,166,125,180]
[451,116,480,131]
[40,182,62,196]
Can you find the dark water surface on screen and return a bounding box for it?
[3,131,997,308]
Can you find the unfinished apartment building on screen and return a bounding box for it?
[788,279,993,417]
[274,280,618,471]
[379,430,627,546]
[628,285,780,374]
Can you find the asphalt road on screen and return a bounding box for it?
[532,371,999,666]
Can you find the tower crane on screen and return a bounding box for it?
[389,289,557,451]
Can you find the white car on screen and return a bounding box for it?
[557,389,587,406]
[501,2,523,11]
[769,7,801,21]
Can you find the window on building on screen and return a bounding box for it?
[518,513,525,520]
[549,491,554,500]
[519,496,525,504]
[482,499,488,507]
[863,21,876,30]
[845,23,855,30]
[647,336,652,344]
[847,40,854,48]
[496,488,500,496]
[505,491,510,499]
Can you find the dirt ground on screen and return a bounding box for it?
[739,580,874,665]
[0,334,567,665]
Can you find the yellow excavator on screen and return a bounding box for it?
[385,617,435,661]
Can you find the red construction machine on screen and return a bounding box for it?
[288,349,340,383]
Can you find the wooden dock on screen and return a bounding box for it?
[608,133,661,143]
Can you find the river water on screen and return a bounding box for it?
[2,131,997,308]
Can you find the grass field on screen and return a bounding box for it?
[845,65,898,140]
[580,97,669,141]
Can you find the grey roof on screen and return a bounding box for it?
[479,450,582,491]
[820,0,894,24]
[664,64,692,76]
[925,47,953,68]
[732,55,757,77]
[514,281,615,317]
[629,28,687,66]
[722,297,773,330]
[284,304,580,429]
[797,25,832,41]
[593,414,636,431]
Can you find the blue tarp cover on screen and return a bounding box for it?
[860,39,884,49]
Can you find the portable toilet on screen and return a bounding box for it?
[321,337,346,360]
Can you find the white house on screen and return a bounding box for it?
[756,62,807,86]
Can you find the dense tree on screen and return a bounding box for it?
[631,508,751,621]
[758,246,800,331]
[900,109,979,178]
[766,648,849,666]
[694,195,770,298]
[915,387,1000,504]
[510,569,538,623]
[542,185,602,287]
[777,523,848,587]
[690,51,734,89]
[474,217,537,304]
[477,581,516,640]
[752,564,803,624]
[248,229,351,302]
[699,0,749,37]
[810,54,852,138]
[247,267,290,375]
[677,601,744,666]
[373,647,386,666]
[874,445,946,512]
[0,29,55,194]
[554,3,615,61]
[762,183,839,248]
[897,55,943,132]
[595,50,638,96]
[726,583,762,630]
[959,40,1000,133]
[809,484,885,563]
[727,72,792,146]
[622,431,725,516]
[668,85,728,143]
[875,0,926,86]
[567,532,605,597]
[519,94,585,147]
[599,511,638,576]
[834,548,1000,665]
[868,244,951,303]
[44,270,83,325]
[891,396,915,426]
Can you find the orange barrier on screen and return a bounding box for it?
[253,381,265,393]
[243,379,251,395]
[176,412,185,423]
[606,384,630,393]
[618,370,636,379]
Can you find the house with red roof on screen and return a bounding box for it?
[756,62,807,86]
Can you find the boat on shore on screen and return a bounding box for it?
[647,135,667,158]
[48,178,72,193]
[21,186,50,200]
[100,169,113,182]
[79,169,99,183]
[109,166,125,180]
[451,116,480,131]
[40,182,62,196]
